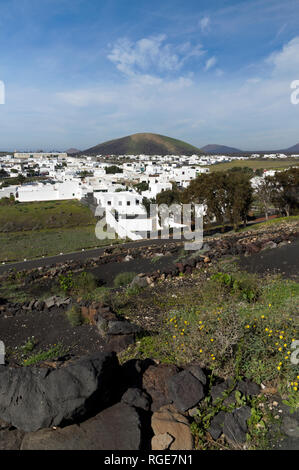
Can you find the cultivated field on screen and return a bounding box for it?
[0,200,117,261]
[210,158,299,172]
[0,200,96,232]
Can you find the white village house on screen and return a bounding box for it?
[15,181,83,202]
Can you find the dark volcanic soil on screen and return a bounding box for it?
[238,238,299,280]
[1,228,298,366]
[89,254,177,287]
[0,305,104,365]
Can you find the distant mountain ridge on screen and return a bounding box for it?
[194,142,299,155]
[66,148,80,154]
[3,138,299,157]
[281,143,299,154]
[82,133,202,156]
[200,144,244,155]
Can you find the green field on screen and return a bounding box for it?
[0,200,96,232]
[0,226,122,262]
[210,158,299,172]
[0,200,121,262]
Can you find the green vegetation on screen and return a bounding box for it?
[20,336,37,355]
[118,263,299,399]
[0,194,17,206]
[211,271,260,302]
[151,255,163,264]
[0,226,122,262]
[113,271,137,288]
[191,387,277,450]
[23,343,68,366]
[74,271,97,295]
[118,265,299,450]
[7,338,68,366]
[0,199,128,262]
[81,286,111,303]
[105,165,123,174]
[59,272,75,293]
[134,181,149,194]
[125,284,143,297]
[77,170,93,179]
[0,279,32,303]
[266,167,299,217]
[66,305,85,327]
[241,214,299,232]
[156,188,181,206]
[183,170,253,230]
[0,200,96,233]
[210,159,298,172]
[58,271,97,297]
[153,166,299,231]
[0,175,42,187]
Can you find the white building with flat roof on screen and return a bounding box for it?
[16,181,82,202]
[14,152,67,160]
[94,191,145,216]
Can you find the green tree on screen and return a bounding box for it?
[182,170,253,231]
[268,168,299,216]
[254,177,273,220]
[156,188,181,206]
[134,181,149,194]
[0,169,9,178]
[78,170,93,179]
[183,172,228,228]
[105,166,123,174]
[17,174,26,185]
[224,171,253,230]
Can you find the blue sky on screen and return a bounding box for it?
[1,0,299,150]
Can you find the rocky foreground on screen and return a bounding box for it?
[0,219,298,450]
[1,351,298,450]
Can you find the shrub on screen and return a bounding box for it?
[163,306,245,371]
[74,271,97,295]
[211,271,260,302]
[113,272,137,288]
[82,286,110,303]
[58,272,74,293]
[59,271,97,296]
[21,336,37,354]
[151,255,162,264]
[23,343,67,366]
[117,265,299,399]
[66,305,84,327]
[125,285,142,296]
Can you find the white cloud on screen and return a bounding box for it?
[57,89,117,107]
[267,36,299,77]
[52,36,299,150]
[57,75,193,109]
[107,35,204,77]
[204,56,217,71]
[199,16,210,32]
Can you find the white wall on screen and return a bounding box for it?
[16,182,82,202]
[94,191,146,216]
